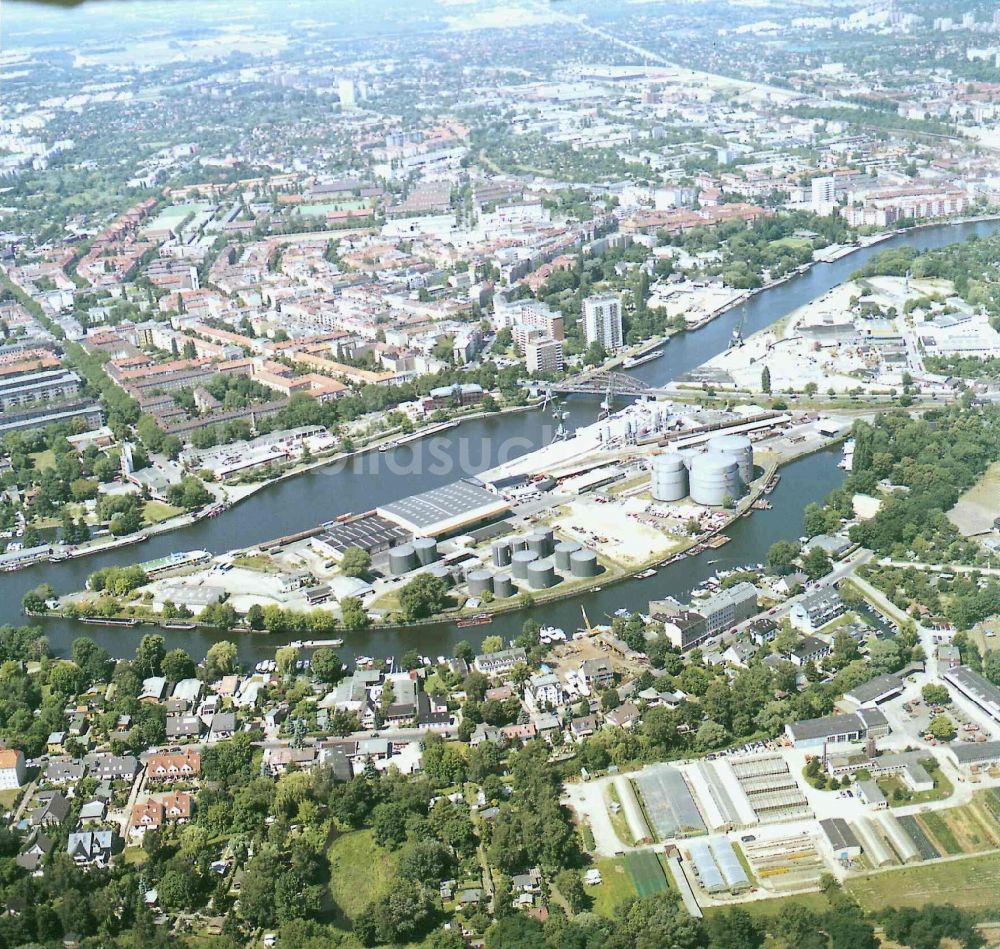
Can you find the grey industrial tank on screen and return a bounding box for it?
[491,540,512,568]
[428,563,453,586]
[650,452,688,501]
[526,558,556,589]
[412,536,439,566]
[570,548,600,578]
[554,540,582,571]
[689,452,741,506]
[511,549,539,579]
[708,433,754,486]
[467,569,493,596]
[492,573,516,598]
[511,536,529,553]
[388,543,417,576]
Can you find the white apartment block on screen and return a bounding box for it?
[525,337,564,374]
[583,294,623,351]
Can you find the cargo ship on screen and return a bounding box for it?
[457,612,493,628]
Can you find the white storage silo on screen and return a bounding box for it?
[708,434,754,486]
[651,452,688,502]
[689,453,741,507]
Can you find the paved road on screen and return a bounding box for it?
[879,559,1000,576]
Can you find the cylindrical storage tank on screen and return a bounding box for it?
[511,536,529,553]
[651,452,688,502]
[689,453,740,506]
[467,569,493,597]
[527,533,548,558]
[535,526,555,554]
[526,558,556,589]
[570,549,600,578]
[491,541,512,568]
[511,549,538,580]
[492,573,516,599]
[388,543,416,576]
[708,434,754,486]
[412,536,439,566]
[428,563,453,587]
[554,540,582,571]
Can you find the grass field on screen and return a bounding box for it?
[325,830,397,924]
[143,500,184,525]
[846,852,1000,913]
[918,811,962,855]
[589,856,639,917]
[0,788,20,810]
[703,891,831,922]
[624,850,668,897]
[29,449,56,471]
[948,460,1000,536]
[879,763,953,807]
[769,236,812,251]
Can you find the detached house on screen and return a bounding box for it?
[0,749,26,789]
[67,830,117,867]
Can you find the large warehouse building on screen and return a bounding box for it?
[377,479,511,538]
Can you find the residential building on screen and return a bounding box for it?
[474,647,527,677]
[524,336,563,374]
[582,294,623,351]
[788,635,831,667]
[147,749,201,782]
[0,749,26,788]
[67,830,116,867]
[789,587,846,633]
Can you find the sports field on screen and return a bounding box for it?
[624,850,669,897]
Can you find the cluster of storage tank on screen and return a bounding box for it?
[387,536,440,576]
[476,528,601,594]
[649,434,754,507]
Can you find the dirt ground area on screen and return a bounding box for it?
[547,496,681,568]
[948,461,1000,536]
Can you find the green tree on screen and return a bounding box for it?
[399,574,449,620]
[203,640,238,681]
[339,546,372,578]
[760,365,771,394]
[340,596,370,630]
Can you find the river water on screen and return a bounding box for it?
[4,219,997,661]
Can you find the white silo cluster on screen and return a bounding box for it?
[650,433,754,508]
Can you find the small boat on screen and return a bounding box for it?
[707,559,719,565]
[635,568,657,579]
[622,349,664,369]
[356,655,375,667]
[457,612,493,628]
[161,622,197,630]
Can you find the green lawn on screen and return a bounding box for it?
[846,852,1000,913]
[878,763,953,807]
[769,236,812,250]
[143,500,184,524]
[702,890,831,921]
[325,829,398,925]
[29,449,56,471]
[589,856,639,918]
[0,788,20,810]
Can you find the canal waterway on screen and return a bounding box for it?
[3,218,997,661]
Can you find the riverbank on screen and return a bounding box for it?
[7,217,999,659]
